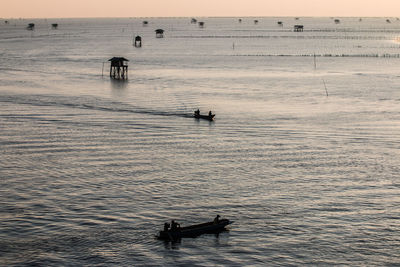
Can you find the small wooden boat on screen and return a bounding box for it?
[194,113,215,121]
[157,219,232,241]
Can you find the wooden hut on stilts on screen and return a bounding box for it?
[134,36,142,47]
[294,25,304,32]
[27,23,35,30]
[108,57,129,80]
[155,29,164,38]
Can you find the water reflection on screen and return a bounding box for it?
[110,79,128,90]
[163,239,181,250]
[161,229,229,250]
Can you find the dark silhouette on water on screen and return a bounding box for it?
[191,18,197,24]
[108,57,128,80]
[164,222,170,232]
[134,35,142,47]
[158,216,232,241]
[294,25,304,32]
[213,215,220,224]
[155,29,164,38]
[171,220,180,231]
[26,23,35,30]
[194,109,215,121]
[51,23,58,29]
[198,22,205,28]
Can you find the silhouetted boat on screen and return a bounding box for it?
[194,113,215,121]
[157,219,232,240]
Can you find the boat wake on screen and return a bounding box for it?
[0,93,192,119]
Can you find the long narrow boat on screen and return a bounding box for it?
[194,113,215,121]
[157,219,232,241]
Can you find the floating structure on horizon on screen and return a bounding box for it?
[386,19,391,23]
[5,20,9,24]
[334,19,340,24]
[108,57,128,80]
[143,21,148,26]
[155,29,164,38]
[134,35,142,47]
[238,19,242,23]
[51,23,58,29]
[277,21,283,26]
[254,20,258,24]
[198,22,204,28]
[294,25,304,32]
[26,23,35,30]
[191,18,197,24]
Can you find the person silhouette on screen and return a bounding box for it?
[213,215,220,224]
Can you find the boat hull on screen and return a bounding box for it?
[194,114,215,121]
[158,219,232,240]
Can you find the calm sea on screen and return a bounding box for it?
[1,17,400,266]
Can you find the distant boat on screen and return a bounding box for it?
[157,219,232,241]
[194,111,215,121]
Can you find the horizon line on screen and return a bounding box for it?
[2,15,398,20]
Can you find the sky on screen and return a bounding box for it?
[1,0,400,18]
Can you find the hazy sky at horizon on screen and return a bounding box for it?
[1,0,400,18]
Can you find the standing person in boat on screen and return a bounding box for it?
[208,110,212,117]
[213,215,220,224]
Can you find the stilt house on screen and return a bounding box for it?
[108,57,128,80]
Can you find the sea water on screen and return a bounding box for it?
[1,17,400,266]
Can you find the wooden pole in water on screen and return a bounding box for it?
[102,62,104,77]
[314,53,317,70]
[322,79,328,97]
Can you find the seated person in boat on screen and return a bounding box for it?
[194,109,200,116]
[213,215,220,224]
[171,220,181,231]
[164,222,170,232]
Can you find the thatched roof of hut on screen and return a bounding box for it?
[108,57,129,62]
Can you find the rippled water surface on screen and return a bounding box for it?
[1,17,400,266]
